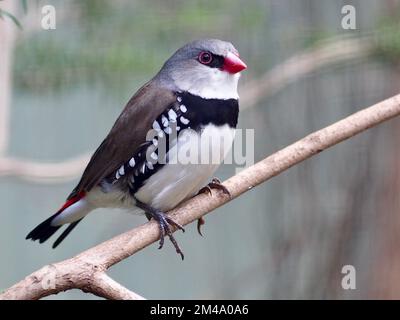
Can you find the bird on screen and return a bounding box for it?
[26,39,247,259]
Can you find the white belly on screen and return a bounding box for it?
[134,124,235,211]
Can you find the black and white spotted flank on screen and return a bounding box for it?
[106,91,239,197]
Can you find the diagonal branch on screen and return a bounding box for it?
[1,93,400,300]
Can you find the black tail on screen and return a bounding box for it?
[26,214,83,248]
[52,220,82,248]
[26,213,61,243]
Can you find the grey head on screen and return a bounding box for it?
[155,39,247,100]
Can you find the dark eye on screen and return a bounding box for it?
[198,51,213,65]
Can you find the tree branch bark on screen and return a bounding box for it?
[1,93,400,300]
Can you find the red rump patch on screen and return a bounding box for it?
[57,191,86,214]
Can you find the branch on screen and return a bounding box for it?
[1,93,399,300]
[0,256,145,300]
[0,154,91,183]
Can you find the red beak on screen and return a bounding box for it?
[222,52,247,74]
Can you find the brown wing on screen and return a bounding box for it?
[68,80,176,199]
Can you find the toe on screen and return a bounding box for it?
[197,217,205,236]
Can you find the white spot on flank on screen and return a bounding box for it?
[161,115,169,127]
[177,96,182,102]
[129,157,135,167]
[164,127,172,134]
[180,105,187,113]
[168,109,177,121]
[118,165,125,176]
[151,152,158,161]
[115,171,120,180]
[180,116,190,125]
[146,161,154,170]
[152,138,158,146]
[141,164,146,174]
[153,120,161,130]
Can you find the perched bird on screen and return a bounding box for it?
[26,39,247,259]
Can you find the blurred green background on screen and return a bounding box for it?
[1,0,400,299]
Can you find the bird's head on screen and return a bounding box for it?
[157,39,247,100]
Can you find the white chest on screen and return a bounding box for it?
[134,124,235,211]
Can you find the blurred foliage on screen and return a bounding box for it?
[301,30,335,48]
[373,15,400,64]
[78,0,112,23]
[0,8,22,29]
[13,0,267,93]
[13,1,399,94]
[0,0,27,30]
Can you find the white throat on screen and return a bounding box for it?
[173,68,240,100]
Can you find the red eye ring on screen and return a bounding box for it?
[198,51,213,64]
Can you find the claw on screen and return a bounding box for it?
[198,185,212,196]
[211,177,222,184]
[208,177,231,198]
[165,216,185,233]
[197,217,205,236]
[156,214,185,260]
[195,178,230,237]
[157,219,166,249]
[135,199,185,260]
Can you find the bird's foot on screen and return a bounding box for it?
[135,200,185,260]
[208,177,231,197]
[198,177,231,197]
[196,178,231,236]
[153,211,185,260]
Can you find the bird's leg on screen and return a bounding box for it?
[196,178,231,235]
[135,199,185,260]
